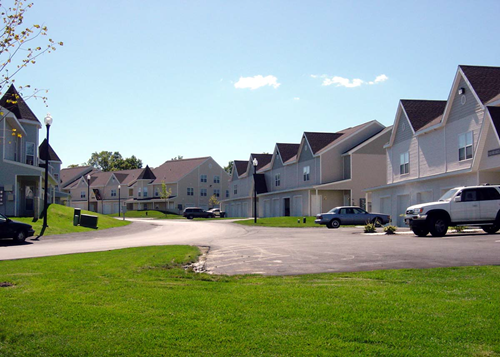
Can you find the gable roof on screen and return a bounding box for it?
[151,157,210,184]
[460,65,500,104]
[137,165,156,180]
[276,143,300,163]
[400,100,447,132]
[39,139,62,162]
[234,160,249,176]
[303,121,377,155]
[60,166,94,187]
[0,84,40,124]
[250,154,272,171]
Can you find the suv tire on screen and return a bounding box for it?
[428,215,448,237]
[482,225,499,234]
[187,215,194,220]
[412,227,429,237]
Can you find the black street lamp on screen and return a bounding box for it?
[37,113,53,239]
[253,158,258,223]
[118,184,121,217]
[87,174,91,212]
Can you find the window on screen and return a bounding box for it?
[400,152,409,175]
[459,132,473,161]
[111,189,117,197]
[214,189,220,197]
[214,175,220,184]
[129,188,133,197]
[26,142,35,165]
[138,190,141,197]
[303,166,310,181]
[143,187,148,197]
[226,190,229,198]
[200,174,207,183]
[187,188,194,196]
[478,187,500,201]
[155,188,159,197]
[200,188,207,197]
[461,189,478,202]
[81,191,86,199]
[234,185,238,195]
[275,173,281,187]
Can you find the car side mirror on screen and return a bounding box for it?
[454,196,461,202]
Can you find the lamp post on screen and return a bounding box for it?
[87,174,91,212]
[253,158,258,223]
[118,184,121,217]
[38,113,53,239]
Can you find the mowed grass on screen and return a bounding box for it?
[13,204,130,236]
[108,210,182,219]
[236,216,322,227]
[0,246,498,356]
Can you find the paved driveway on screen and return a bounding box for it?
[1,219,499,275]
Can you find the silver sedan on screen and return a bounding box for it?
[315,206,391,229]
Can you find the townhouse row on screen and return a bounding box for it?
[221,121,392,218]
[222,64,500,226]
[367,65,500,226]
[60,157,229,215]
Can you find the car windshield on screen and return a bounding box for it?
[439,189,459,201]
[327,208,339,214]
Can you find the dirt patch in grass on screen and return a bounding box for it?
[0,282,14,287]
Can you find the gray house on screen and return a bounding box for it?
[0,85,59,217]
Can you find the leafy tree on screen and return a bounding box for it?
[86,151,142,172]
[0,1,63,101]
[171,155,183,161]
[209,194,219,209]
[66,164,81,168]
[224,161,233,174]
[160,181,172,210]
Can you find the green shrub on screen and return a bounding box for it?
[364,222,377,233]
[452,226,466,233]
[384,225,397,234]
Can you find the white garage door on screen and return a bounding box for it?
[397,195,410,227]
[103,204,112,215]
[264,200,271,217]
[292,195,302,216]
[272,199,280,217]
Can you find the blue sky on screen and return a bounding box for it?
[11,0,500,169]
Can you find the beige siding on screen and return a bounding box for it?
[393,112,413,144]
[418,129,446,176]
[448,77,482,123]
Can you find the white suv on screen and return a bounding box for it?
[405,185,500,237]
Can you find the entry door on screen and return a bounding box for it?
[284,198,290,216]
[264,200,271,217]
[451,189,479,222]
[272,199,280,217]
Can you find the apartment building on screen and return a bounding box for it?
[222,120,391,217]
[0,85,60,217]
[367,65,500,226]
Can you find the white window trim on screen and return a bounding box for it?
[458,131,473,162]
[399,152,409,175]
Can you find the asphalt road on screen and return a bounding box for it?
[1,219,499,275]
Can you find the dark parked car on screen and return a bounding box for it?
[183,207,215,219]
[315,206,391,229]
[0,213,35,242]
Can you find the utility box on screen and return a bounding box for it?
[74,208,81,224]
[80,214,98,229]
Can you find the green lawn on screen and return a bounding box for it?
[0,246,498,356]
[235,216,323,227]
[108,210,182,219]
[13,204,130,236]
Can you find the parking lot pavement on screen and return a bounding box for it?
[1,219,499,276]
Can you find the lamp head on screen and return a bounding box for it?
[253,158,258,167]
[44,113,53,127]
[87,174,91,181]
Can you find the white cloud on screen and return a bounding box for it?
[313,74,389,88]
[234,75,281,90]
[293,97,300,101]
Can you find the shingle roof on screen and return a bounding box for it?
[460,65,500,104]
[251,154,272,171]
[234,160,249,176]
[400,100,447,132]
[304,121,375,155]
[0,84,40,124]
[60,166,94,187]
[487,106,500,139]
[39,139,62,162]
[276,143,300,163]
[151,157,210,184]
